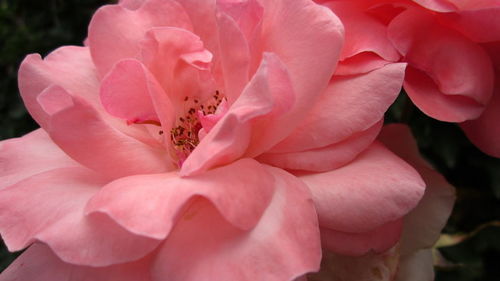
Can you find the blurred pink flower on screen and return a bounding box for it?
[0,0,425,280]
[319,0,500,157]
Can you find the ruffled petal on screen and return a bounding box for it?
[273,63,406,153]
[180,53,294,176]
[18,46,100,128]
[257,120,382,172]
[298,142,425,233]
[40,86,173,179]
[151,166,321,281]
[0,129,79,190]
[88,0,192,76]
[439,8,500,42]
[0,243,153,281]
[0,167,160,266]
[389,9,495,122]
[86,159,275,239]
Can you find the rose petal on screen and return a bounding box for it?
[389,9,495,122]
[461,80,500,157]
[18,46,100,128]
[180,53,294,176]
[257,120,382,172]
[88,0,192,76]
[0,129,79,190]
[272,63,406,153]
[86,159,275,239]
[0,243,153,281]
[42,86,173,179]
[439,8,500,42]
[151,166,321,281]
[395,249,434,281]
[298,142,425,233]
[379,124,456,256]
[320,219,403,256]
[0,167,160,266]
[260,0,344,128]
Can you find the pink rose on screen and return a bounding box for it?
[319,0,500,157]
[0,0,425,280]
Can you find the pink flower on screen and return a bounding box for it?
[0,0,425,280]
[308,124,456,281]
[319,0,500,157]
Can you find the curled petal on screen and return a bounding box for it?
[298,142,425,233]
[151,166,321,281]
[86,159,275,239]
[273,63,406,153]
[0,167,160,266]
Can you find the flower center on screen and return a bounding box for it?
[170,90,224,166]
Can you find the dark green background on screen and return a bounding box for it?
[0,0,499,280]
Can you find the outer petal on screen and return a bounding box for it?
[0,167,160,266]
[272,63,406,153]
[394,250,434,281]
[40,86,173,179]
[298,142,425,233]
[86,159,275,239]
[151,166,321,281]
[18,46,100,128]
[0,129,79,190]
[439,8,500,42]
[0,243,153,281]
[88,0,192,76]
[180,53,294,176]
[389,9,495,122]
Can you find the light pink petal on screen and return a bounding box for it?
[308,247,400,281]
[119,0,145,10]
[320,220,403,257]
[0,167,160,266]
[41,86,172,179]
[260,0,344,128]
[298,142,425,233]
[395,249,434,281]
[151,166,321,281]
[257,120,382,172]
[216,11,251,103]
[461,79,500,157]
[325,2,400,65]
[379,124,456,256]
[217,0,263,44]
[389,9,495,122]
[0,243,153,281]
[140,27,215,108]
[18,46,100,128]
[86,159,275,239]
[273,63,406,153]
[0,129,79,190]
[88,0,192,76]
[180,53,295,176]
